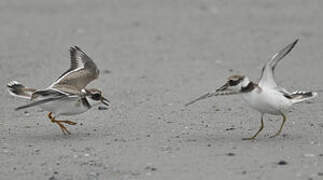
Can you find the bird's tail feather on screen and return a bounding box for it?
[289,91,318,104]
[7,81,36,99]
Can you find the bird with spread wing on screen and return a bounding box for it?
[7,46,110,135]
[186,40,318,140]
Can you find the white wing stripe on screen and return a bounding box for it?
[49,66,84,88]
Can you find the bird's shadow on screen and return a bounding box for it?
[17,130,101,143]
[180,131,304,146]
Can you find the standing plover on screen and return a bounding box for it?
[186,39,317,140]
[7,46,110,135]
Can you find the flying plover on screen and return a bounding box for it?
[7,46,110,135]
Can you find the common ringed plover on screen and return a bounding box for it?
[186,39,317,140]
[7,46,110,135]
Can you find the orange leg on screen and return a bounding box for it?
[48,112,77,135]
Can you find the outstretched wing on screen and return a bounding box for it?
[16,89,80,111]
[50,46,99,93]
[15,96,67,111]
[185,91,238,107]
[258,39,298,88]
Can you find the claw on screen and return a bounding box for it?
[55,121,71,135]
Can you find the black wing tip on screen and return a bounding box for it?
[184,99,197,107]
[69,46,83,52]
[14,107,21,111]
[74,46,81,50]
[14,105,26,111]
[294,38,299,43]
[69,46,87,56]
[70,46,79,51]
[284,39,299,53]
[291,39,299,48]
[277,38,299,60]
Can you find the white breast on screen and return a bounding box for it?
[38,96,90,117]
[242,87,292,115]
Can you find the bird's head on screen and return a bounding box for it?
[216,75,252,95]
[85,88,110,107]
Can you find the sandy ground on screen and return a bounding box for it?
[1,0,323,179]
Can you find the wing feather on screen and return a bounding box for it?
[50,46,99,93]
[15,96,67,111]
[258,39,298,88]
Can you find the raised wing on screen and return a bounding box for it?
[50,46,99,93]
[258,39,298,88]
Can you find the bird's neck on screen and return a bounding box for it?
[241,81,257,93]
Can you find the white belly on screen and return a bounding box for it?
[38,96,90,116]
[242,88,292,115]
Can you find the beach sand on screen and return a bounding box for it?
[1,0,323,179]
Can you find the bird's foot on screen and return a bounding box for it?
[48,112,76,135]
[54,121,72,135]
[52,120,77,135]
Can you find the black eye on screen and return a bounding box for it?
[228,80,234,86]
[228,80,239,86]
[92,93,101,100]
